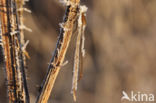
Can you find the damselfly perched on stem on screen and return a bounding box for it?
[36,0,87,103]
[0,0,87,102]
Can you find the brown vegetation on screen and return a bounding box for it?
[0,0,156,103]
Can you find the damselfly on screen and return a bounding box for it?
[71,5,87,101]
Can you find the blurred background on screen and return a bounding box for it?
[1,0,156,103]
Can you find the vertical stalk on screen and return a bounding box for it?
[14,0,30,102]
[0,0,17,102]
[0,0,29,102]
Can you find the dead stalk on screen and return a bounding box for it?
[36,0,81,103]
[0,0,29,102]
[1,0,86,102]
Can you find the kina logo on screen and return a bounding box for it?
[121,91,154,102]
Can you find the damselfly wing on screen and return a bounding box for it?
[71,5,87,102]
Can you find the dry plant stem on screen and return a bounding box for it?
[16,0,25,45]
[16,0,31,59]
[36,0,80,103]
[14,1,30,102]
[15,1,30,103]
[0,0,29,102]
[0,0,18,102]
